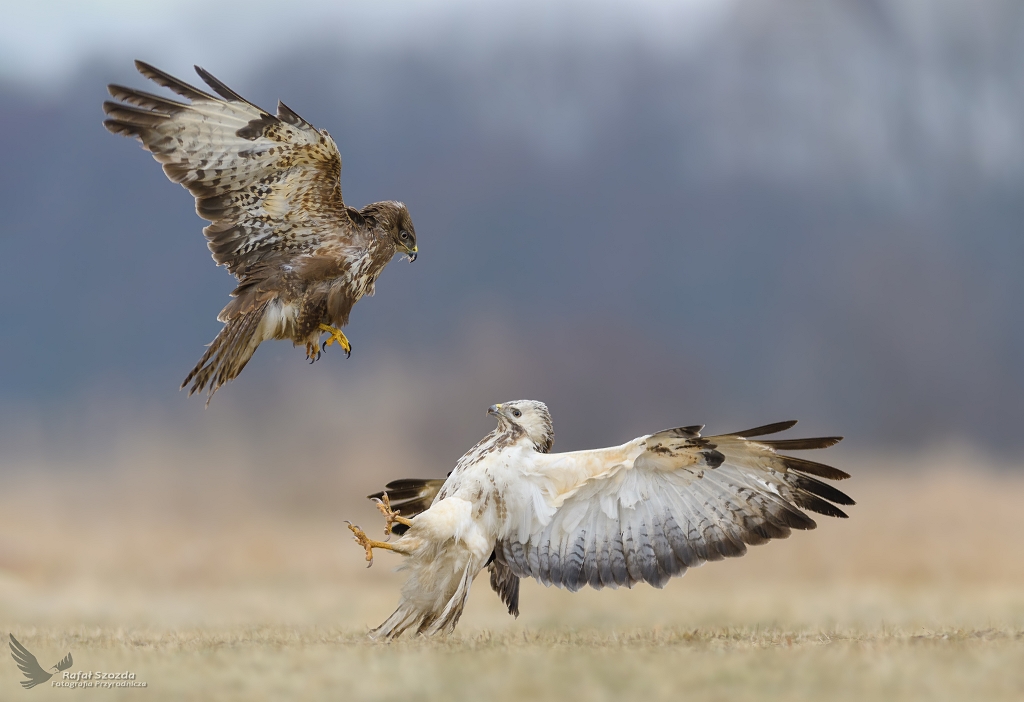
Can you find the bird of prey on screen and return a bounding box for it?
[9,634,73,689]
[103,61,418,400]
[350,400,851,639]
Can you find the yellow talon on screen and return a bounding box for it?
[347,522,408,567]
[374,492,414,536]
[319,324,351,356]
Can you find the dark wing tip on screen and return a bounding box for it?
[794,493,850,519]
[780,455,851,481]
[367,478,444,501]
[194,65,250,104]
[134,60,217,102]
[366,478,445,523]
[733,420,798,438]
[791,473,856,506]
[761,436,843,451]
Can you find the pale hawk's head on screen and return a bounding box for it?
[487,400,554,453]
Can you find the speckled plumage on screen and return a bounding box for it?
[103,61,418,400]
[361,402,850,639]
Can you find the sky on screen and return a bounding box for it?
[0,0,730,88]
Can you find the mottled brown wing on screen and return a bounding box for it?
[498,422,850,592]
[103,61,352,277]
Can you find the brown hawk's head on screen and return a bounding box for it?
[359,200,418,261]
[487,400,554,453]
[385,201,418,261]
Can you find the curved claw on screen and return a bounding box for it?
[346,521,375,568]
[306,342,322,364]
[318,324,352,357]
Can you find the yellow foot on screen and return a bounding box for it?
[347,522,406,567]
[373,492,415,536]
[319,324,351,357]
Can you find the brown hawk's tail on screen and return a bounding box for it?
[182,302,269,403]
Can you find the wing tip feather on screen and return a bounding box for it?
[732,419,799,438]
[134,59,217,102]
[194,64,249,104]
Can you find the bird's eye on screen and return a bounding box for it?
[511,409,522,418]
[400,231,410,240]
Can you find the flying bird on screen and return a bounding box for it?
[103,61,418,400]
[9,634,73,689]
[350,401,851,639]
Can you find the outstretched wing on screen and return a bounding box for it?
[496,421,850,591]
[103,61,351,277]
[9,635,53,689]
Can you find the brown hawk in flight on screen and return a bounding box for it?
[103,61,417,400]
[352,402,850,639]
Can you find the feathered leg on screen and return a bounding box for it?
[181,301,270,402]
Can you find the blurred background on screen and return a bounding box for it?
[1,0,1023,539]
[2,0,1023,469]
[1,2,1023,698]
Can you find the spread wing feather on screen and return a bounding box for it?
[103,61,349,276]
[497,421,849,591]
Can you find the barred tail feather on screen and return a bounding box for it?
[182,302,269,402]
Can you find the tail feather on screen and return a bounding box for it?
[182,302,269,402]
[370,566,475,641]
[369,604,422,641]
[422,567,474,637]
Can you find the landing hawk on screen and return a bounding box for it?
[103,61,418,400]
[351,401,851,639]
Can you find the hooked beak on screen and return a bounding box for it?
[487,403,503,417]
[407,245,418,263]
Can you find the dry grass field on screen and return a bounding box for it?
[1,446,1022,701]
